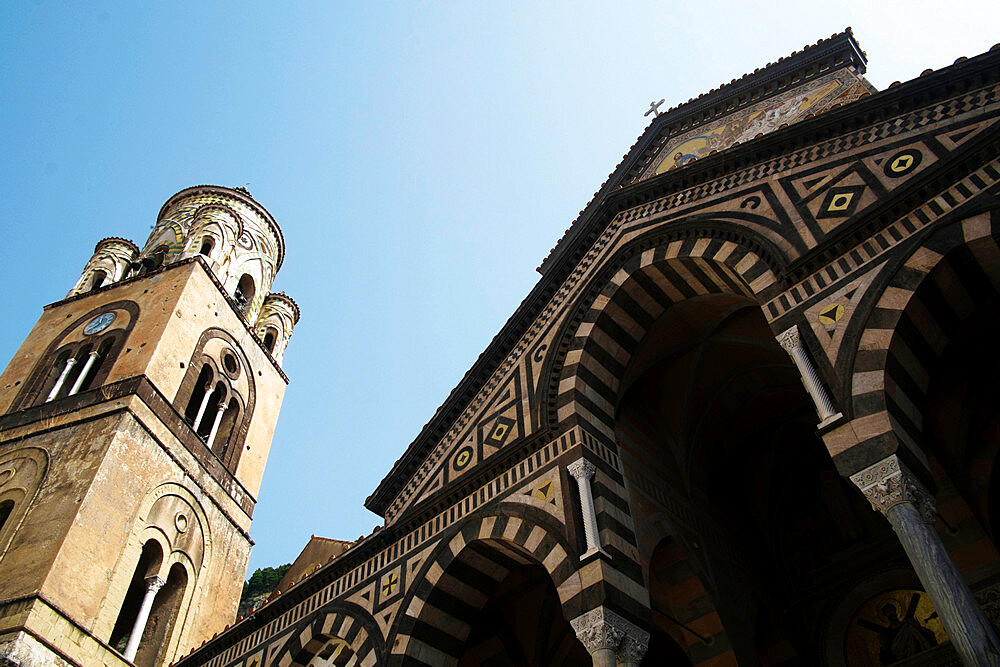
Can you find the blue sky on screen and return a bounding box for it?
[1,2,997,576]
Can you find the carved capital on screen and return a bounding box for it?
[776,325,801,352]
[567,458,596,483]
[570,607,650,660]
[850,455,936,524]
[144,575,167,594]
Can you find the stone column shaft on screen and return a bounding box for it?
[777,325,840,426]
[68,350,100,396]
[206,401,227,449]
[123,575,166,661]
[568,459,608,559]
[851,455,1000,666]
[45,357,78,403]
[191,385,215,432]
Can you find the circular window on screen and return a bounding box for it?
[222,351,240,378]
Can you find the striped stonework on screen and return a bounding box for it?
[271,604,384,667]
[552,239,773,442]
[843,209,1000,472]
[390,509,583,665]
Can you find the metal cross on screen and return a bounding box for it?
[645,99,665,118]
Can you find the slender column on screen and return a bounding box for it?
[67,350,100,396]
[45,357,78,402]
[123,575,166,661]
[206,401,227,449]
[568,459,609,560]
[851,455,1000,666]
[191,385,215,432]
[776,325,841,427]
[571,607,650,667]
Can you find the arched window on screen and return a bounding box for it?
[213,397,241,460]
[263,327,277,353]
[198,381,227,440]
[183,364,214,427]
[134,562,188,667]
[139,246,168,276]
[198,237,214,258]
[90,269,107,292]
[233,274,255,316]
[0,500,13,533]
[109,540,164,656]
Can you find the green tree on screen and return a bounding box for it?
[239,563,291,616]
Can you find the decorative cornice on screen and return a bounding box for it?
[263,291,301,324]
[849,454,936,524]
[94,237,139,255]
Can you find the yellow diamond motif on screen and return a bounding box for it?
[828,193,854,212]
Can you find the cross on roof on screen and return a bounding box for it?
[645,99,665,118]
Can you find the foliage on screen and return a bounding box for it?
[238,563,291,616]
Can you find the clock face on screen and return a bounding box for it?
[84,312,116,335]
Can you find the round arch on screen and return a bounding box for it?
[541,227,783,439]
[272,602,386,667]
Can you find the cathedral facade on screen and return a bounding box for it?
[4,28,1000,667]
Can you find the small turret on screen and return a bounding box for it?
[67,237,139,297]
[254,292,300,364]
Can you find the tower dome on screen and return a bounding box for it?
[140,185,286,322]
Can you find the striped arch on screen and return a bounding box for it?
[391,506,583,665]
[547,233,780,441]
[273,603,385,667]
[637,513,736,665]
[848,210,1000,468]
[143,220,185,259]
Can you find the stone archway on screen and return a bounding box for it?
[273,603,385,667]
[391,509,587,666]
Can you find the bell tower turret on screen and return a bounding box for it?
[0,185,297,667]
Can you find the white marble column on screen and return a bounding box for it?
[851,455,1000,666]
[568,459,609,560]
[191,386,215,432]
[776,325,841,427]
[67,350,100,396]
[45,357,78,403]
[206,401,227,449]
[123,575,166,661]
[571,606,650,667]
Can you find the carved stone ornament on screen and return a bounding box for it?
[849,455,936,524]
[570,606,650,659]
[567,459,597,482]
[144,575,167,594]
[776,325,801,352]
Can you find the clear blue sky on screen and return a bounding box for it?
[1,2,996,577]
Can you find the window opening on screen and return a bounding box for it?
[109,540,163,656]
[263,328,277,353]
[198,237,214,258]
[214,398,240,460]
[233,274,255,316]
[0,500,13,533]
[199,381,226,440]
[184,365,213,428]
[90,270,107,292]
[134,562,188,667]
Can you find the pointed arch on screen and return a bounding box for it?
[391,506,584,665]
[272,602,385,667]
[541,228,781,442]
[844,210,1000,470]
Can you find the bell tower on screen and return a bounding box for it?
[0,186,298,666]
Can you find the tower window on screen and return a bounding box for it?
[109,540,164,656]
[233,274,256,316]
[198,237,214,258]
[90,270,107,292]
[222,352,238,376]
[263,328,277,354]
